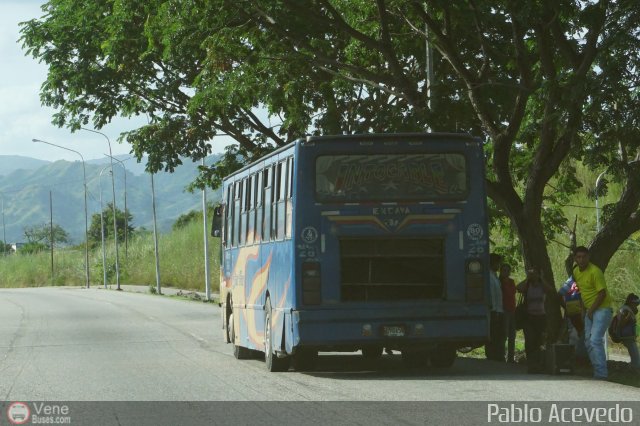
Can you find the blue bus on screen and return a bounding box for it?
[215,133,490,371]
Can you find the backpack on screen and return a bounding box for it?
[609,314,623,343]
[609,306,636,343]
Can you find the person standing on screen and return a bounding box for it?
[572,246,613,379]
[485,253,504,361]
[500,264,517,363]
[615,293,639,368]
[516,268,554,373]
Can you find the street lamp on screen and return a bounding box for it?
[99,165,111,289]
[202,158,211,301]
[32,138,90,289]
[81,128,120,290]
[150,172,161,295]
[104,154,130,259]
[0,193,6,255]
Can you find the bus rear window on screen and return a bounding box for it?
[315,154,468,202]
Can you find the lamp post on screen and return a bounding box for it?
[1,193,6,255]
[150,172,161,294]
[202,158,211,301]
[99,165,111,289]
[81,128,120,290]
[32,138,90,288]
[104,154,129,259]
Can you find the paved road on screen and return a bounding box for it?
[1,287,639,404]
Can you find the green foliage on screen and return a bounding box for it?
[0,241,11,254]
[172,210,200,231]
[20,242,48,255]
[23,223,70,248]
[88,203,134,248]
[172,204,216,231]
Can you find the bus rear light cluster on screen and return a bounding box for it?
[466,259,485,302]
[302,262,322,305]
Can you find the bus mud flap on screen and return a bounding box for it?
[284,312,294,354]
[271,309,286,355]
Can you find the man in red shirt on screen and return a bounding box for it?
[500,264,517,363]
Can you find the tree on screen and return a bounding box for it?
[88,203,134,248]
[20,2,640,304]
[0,240,11,254]
[23,223,70,248]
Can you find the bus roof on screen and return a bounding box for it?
[222,132,478,182]
[304,132,476,144]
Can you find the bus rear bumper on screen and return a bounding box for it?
[289,306,489,352]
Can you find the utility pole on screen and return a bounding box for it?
[202,158,211,301]
[151,172,161,294]
[50,190,54,285]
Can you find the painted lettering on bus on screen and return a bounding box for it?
[373,207,411,215]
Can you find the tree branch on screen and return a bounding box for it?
[410,2,501,139]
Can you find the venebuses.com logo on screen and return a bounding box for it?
[6,401,31,425]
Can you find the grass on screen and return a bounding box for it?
[0,218,220,292]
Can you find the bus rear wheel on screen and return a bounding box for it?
[264,298,290,372]
[224,298,232,343]
[229,311,252,360]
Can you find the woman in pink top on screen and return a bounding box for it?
[516,269,554,373]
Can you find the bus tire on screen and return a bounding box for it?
[361,347,383,360]
[431,347,457,368]
[229,311,252,360]
[292,348,318,371]
[264,298,290,372]
[224,296,232,343]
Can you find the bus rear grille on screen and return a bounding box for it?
[340,238,444,302]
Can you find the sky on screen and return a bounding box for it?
[0,1,230,163]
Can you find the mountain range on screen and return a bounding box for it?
[0,155,222,243]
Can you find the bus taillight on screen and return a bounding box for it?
[466,259,485,302]
[302,262,322,305]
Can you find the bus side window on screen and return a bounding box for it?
[233,181,242,247]
[272,162,281,240]
[246,175,254,245]
[271,164,278,240]
[211,205,223,237]
[255,171,263,243]
[285,157,293,239]
[223,185,232,246]
[239,178,247,247]
[276,160,286,240]
[263,168,272,241]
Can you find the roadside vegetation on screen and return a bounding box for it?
[0,209,220,292]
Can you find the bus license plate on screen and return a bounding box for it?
[382,326,405,337]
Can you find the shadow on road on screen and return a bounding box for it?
[284,353,573,381]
